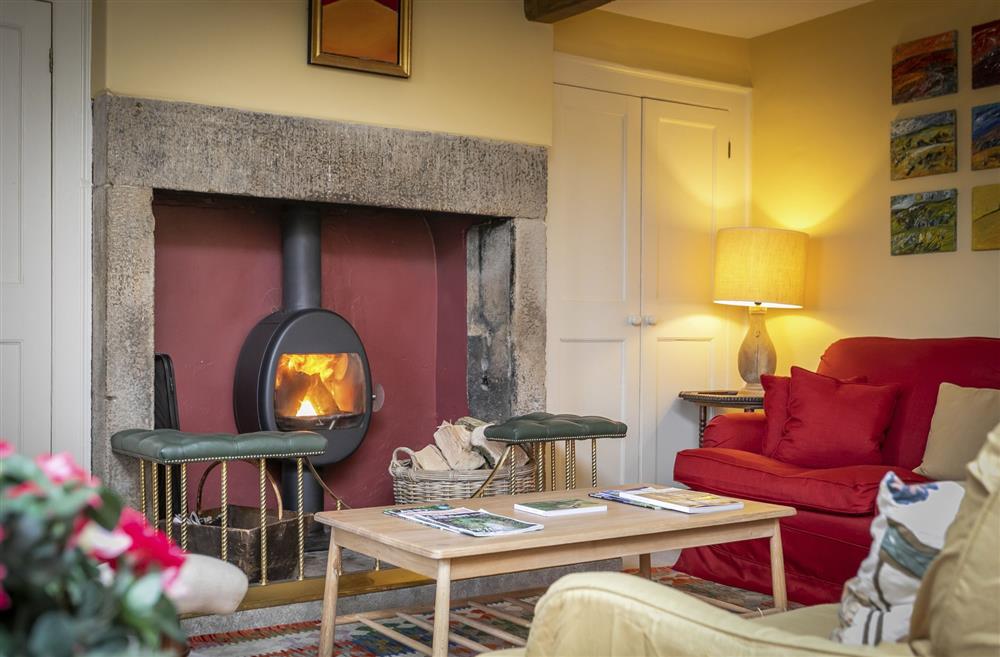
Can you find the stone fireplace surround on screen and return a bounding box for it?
[91,94,548,500]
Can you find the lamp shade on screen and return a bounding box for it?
[713,227,807,308]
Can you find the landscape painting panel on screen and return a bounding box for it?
[320,0,400,63]
[890,189,957,256]
[972,184,1000,251]
[892,31,958,104]
[890,111,956,180]
[972,103,1000,171]
[972,19,1000,89]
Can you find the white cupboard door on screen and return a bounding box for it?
[0,1,52,457]
[639,98,745,485]
[547,84,642,486]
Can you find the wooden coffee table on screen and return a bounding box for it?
[316,485,795,657]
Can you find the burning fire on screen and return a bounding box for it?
[274,353,363,420]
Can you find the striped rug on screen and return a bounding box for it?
[188,567,794,657]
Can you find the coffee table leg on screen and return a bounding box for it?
[638,553,651,579]
[432,560,452,657]
[318,534,342,657]
[769,520,787,612]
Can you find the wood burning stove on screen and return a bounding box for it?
[234,205,374,515]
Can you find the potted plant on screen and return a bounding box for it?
[1,441,187,656]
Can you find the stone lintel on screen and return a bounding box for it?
[93,94,547,221]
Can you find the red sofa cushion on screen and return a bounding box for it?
[773,367,899,468]
[760,374,790,457]
[673,447,928,515]
[702,412,766,452]
[817,337,1000,469]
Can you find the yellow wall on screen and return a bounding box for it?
[750,0,1000,371]
[554,10,751,87]
[91,0,553,145]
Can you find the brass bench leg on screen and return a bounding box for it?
[151,463,160,529]
[591,439,598,487]
[549,442,557,491]
[179,464,188,551]
[534,443,544,492]
[563,440,572,491]
[297,457,305,581]
[139,460,147,521]
[164,464,173,541]
[508,447,517,494]
[220,461,229,561]
[259,458,269,585]
[471,445,513,498]
[568,441,577,489]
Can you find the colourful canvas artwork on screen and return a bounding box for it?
[890,111,956,180]
[972,103,1000,171]
[890,189,957,256]
[892,31,958,104]
[972,184,1000,251]
[972,19,1000,89]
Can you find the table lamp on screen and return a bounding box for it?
[713,227,808,396]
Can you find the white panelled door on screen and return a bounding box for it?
[1,1,52,457]
[639,98,745,484]
[548,69,747,489]
[547,84,642,486]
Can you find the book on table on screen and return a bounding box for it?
[589,487,664,510]
[513,498,607,517]
[618,487,744,514]
[385,504,543,537]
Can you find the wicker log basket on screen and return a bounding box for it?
[389,447,535,503]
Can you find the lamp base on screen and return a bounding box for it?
[735,383,765,398]
[737,306,776,392]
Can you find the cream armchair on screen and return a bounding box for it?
[485,572,911,657]
[485,424,1000,657]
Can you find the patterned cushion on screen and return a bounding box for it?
[831,472,964,645]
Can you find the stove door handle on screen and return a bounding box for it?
[372,383,385,413]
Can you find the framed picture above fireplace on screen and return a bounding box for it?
[309,0,412,78]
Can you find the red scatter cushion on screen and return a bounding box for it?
[772,366,899,468]
[761,374,790,457]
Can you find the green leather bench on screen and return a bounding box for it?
[110,429,327,584]
[475,412,627,495]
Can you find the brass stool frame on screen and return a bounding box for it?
[470,435,613,497]
[135,456,307,585]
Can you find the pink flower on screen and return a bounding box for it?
[0,564,9,611]
[116,508,185,575]
[35,452,96,486]
[76,520,132,560]
[0,441,12,458]
[7,481,43,498]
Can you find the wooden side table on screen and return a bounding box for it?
[678,391,764,446]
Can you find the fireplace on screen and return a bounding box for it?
[91,94,547,508]
[234,205,373,466]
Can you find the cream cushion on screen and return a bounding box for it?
[914,383,1000,481]
[168,553,249,616]
[910,421,1000,656]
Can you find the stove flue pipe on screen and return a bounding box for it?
[281,205,322,311]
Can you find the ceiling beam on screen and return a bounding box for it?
[524,0,613,23]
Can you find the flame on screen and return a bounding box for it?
[274,352,363,420]
[296,399,318,417]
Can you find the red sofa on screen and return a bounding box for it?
[673,337,1000,605]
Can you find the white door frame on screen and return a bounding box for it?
[49,0,92,469]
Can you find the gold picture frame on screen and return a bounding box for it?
[309,0,412,78]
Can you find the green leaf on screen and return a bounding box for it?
[90,489,123,530]
[27,611,76,657]
[123,573,163,615]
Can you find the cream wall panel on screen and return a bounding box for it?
[92,0,553,145]
[750,0,1000,370]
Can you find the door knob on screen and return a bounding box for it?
[642,315,659,326]
[627,315,642,327]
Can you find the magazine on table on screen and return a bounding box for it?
[385,504,543,537]
[619,487,743,514]
[589,487,664,510]
[513,498,607,517]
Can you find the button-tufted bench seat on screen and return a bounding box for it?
[475,412,627,495]
[110,428,327,585]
